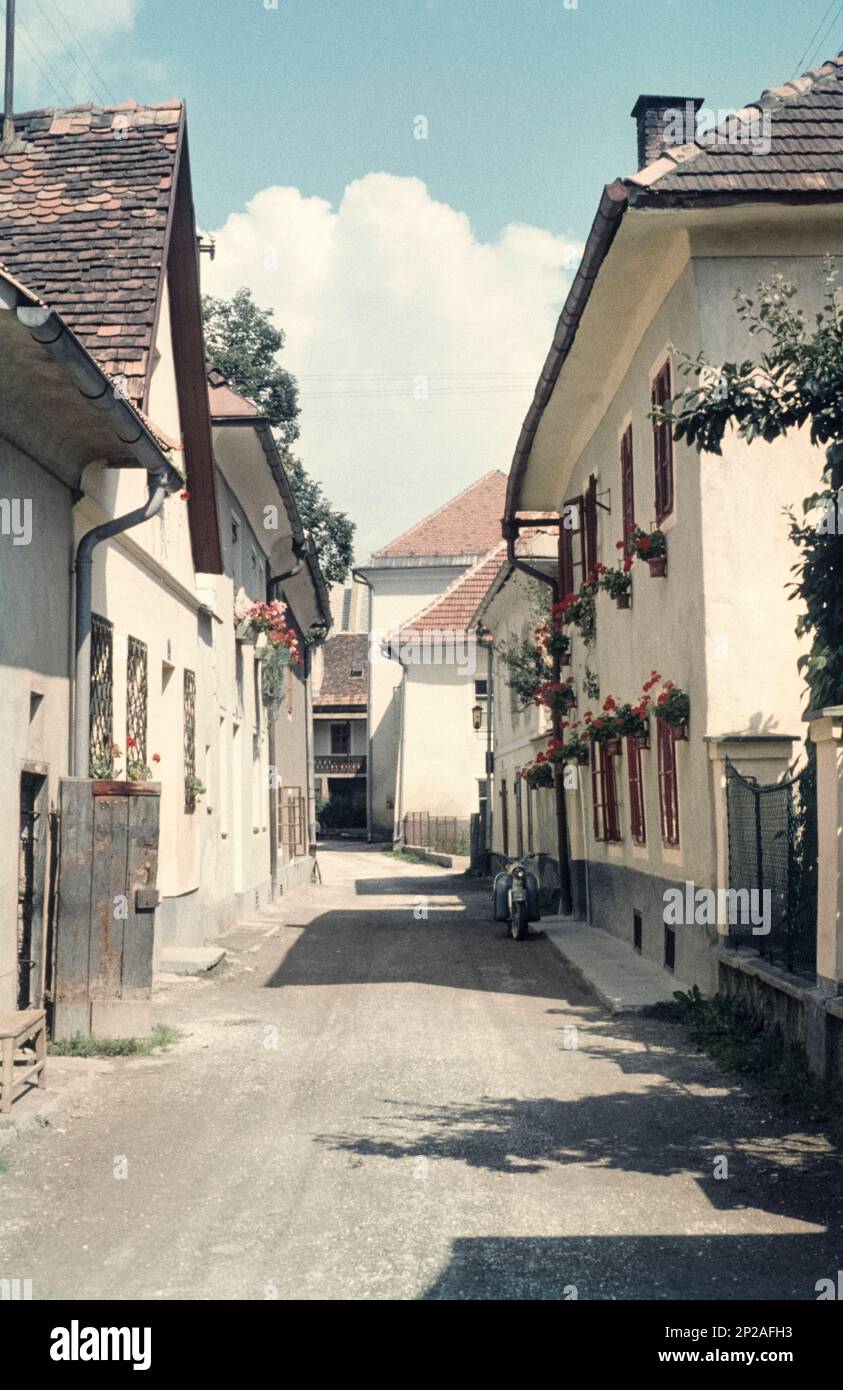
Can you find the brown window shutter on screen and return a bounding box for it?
[590,745,604,840]
[652,364,674,523]
[620,426,635,550]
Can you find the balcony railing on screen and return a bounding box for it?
[315,754,367,776]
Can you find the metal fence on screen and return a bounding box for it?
[402,812,470,856]
[725,758,817,973]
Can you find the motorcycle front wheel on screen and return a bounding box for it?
[510,899,528,941]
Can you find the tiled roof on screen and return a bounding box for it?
[0,100,183,405]
[394,543,506,640]
[632,55,843,198]
[207,365,260,418]
[373,470,507,558]
[315,633,368,707]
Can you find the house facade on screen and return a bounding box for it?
[355,472,506,841]
[0,101,329,1025]
[501,63,843,989]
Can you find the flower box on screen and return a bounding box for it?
[670,722,688,742]
[648,556,667,578]
[603,737,622,757]
[616,594,631,610]
[91,780,161,798]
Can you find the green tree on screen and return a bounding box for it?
[655,261,843,710]
[203,287,300,445]
[202,287,355,586]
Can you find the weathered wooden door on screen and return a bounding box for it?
[53,779,161,1039]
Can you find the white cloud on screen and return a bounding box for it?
[203,173,581,559]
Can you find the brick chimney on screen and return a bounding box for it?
[630,95,704,169]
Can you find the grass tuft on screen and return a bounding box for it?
[648,985,841,1117]
[48,1023,182,1059]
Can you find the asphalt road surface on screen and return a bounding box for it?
[2,845,842,1301]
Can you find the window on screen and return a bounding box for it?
[657,719,680,845]
[591,742,621,843]
[331,721,350,755]
[559,495,583,600]
[126,636,148,768]
[184,669,197,812]
[583,474,598,577]
[652,362,674,523]
[500,778,509,857]
[89,613,113,773]
[626,735,646,845]
[474,678,489,730]
[514,773,524,856]
[279,786,306,858]
[620,425,635,550]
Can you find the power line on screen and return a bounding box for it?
[807,0,843,69]
[0,2,73,106]
[793,0,838,75]
[30,0,111,106]
[39,0,118,105]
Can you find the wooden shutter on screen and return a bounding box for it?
[626,736,646,845]
[584,474,598,578]
[657,720,680,846]
[652,363,674,523]
[620,426,635,550]
[590,745,604,840]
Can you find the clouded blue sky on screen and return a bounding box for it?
[7,0,840,554]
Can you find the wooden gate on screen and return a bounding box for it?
[53,778,161,1039]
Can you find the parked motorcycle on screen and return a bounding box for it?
[492,854,541,940]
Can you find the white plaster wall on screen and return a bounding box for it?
[0,437,73,1010]
[400,662,487,818]
[367,562,468,833]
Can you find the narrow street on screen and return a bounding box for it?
[2,848,841,1302]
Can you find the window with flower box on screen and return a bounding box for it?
[652,362,674,523]
[657,718,680,845]
[620,425,635,550]
[591,742,621,843]
[626,734,646,845]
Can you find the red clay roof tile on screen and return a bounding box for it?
[373,471,507,559]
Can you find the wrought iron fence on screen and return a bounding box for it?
[725,757,817,973]
[402,812,470,856]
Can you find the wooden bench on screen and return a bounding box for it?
[0,1010,46,1114]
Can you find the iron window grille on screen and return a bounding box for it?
[126,636,148,770]
[184,669,197,812]
[89,613,114,773]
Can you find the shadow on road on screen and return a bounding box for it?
[420,1233,834,1301]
